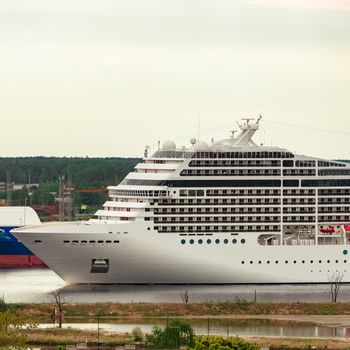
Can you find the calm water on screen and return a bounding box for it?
[37,318,350,338]
[2,268,350,303]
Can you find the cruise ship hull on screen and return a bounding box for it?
[13,221,350,284]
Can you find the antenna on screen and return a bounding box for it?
[197,113,201,140]
[236,121,243,130]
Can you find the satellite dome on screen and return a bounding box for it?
[162,140,176,151]
[194,140,209,151]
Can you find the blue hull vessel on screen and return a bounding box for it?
[0,225,34,255]
[0,207,44,267]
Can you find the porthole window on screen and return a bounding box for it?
[319,260,322,263]
[181,239,186,244]
[267,260,270,264]
[232,239,237,244]
[207,239,212,244]
[250,261,253,264]
[275,261,279,264]
[293,260,297,264]
[198,239,203,244]
[189,239,194,244]
[285,260,288,264]
[343,249,348,255]
[310,260,313,264]
[215,239,220,244]
[258,261,262,264]
[344,260,347,263]
[302,260,305,264]
[335,260,339,263]
[241,239,246,244]
[327,260,330,263]
[241,261,245,264]
[223,239,228,244]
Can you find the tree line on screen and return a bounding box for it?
[0,157,140,208]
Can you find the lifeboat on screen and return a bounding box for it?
[320,228,335,234]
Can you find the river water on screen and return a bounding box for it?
[37,318,350,338]
[1,268,350,304]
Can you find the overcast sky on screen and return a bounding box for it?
[1,0,349,158]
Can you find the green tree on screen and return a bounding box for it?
[146,318,195,349]
[131,326,144,342]
[189,336,260,350]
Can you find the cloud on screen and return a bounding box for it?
[247,0,350,11]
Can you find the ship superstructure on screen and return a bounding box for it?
[12,117,350,283]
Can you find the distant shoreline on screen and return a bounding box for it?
[14,302,350,321]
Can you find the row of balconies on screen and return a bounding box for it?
[154,216,280,223]
[283,189,315,196]
[283,169,316,176]
[318,189,350,195]
[180,169,281,176]
[111,190,167,197]
[319,215,350,222]
[189,160,281,167]
[283,207,316,213]
[319,198,350,204]
[158,198,280,206]
[206,189,280,196]
[319,207,350,213]
[155,225,280,232]
[283,198,315,204]
[154,207,280,214]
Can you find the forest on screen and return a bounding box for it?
[0,157,140,212]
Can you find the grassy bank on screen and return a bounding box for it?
[23,328,350,349]
[25,328,131,346]
[247,337,350,350]
[14,301,350,320]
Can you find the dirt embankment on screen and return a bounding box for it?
[17,301,350,320]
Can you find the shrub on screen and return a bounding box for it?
[131,326,144,342]
[0,296,9,313]
[0,310,36,349]
[189,335,260,350]
[146,318,195,349]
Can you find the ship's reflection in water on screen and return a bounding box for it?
[1,268,350,303]
[38,318,350,338]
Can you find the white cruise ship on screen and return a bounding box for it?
[12,117,350,284]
